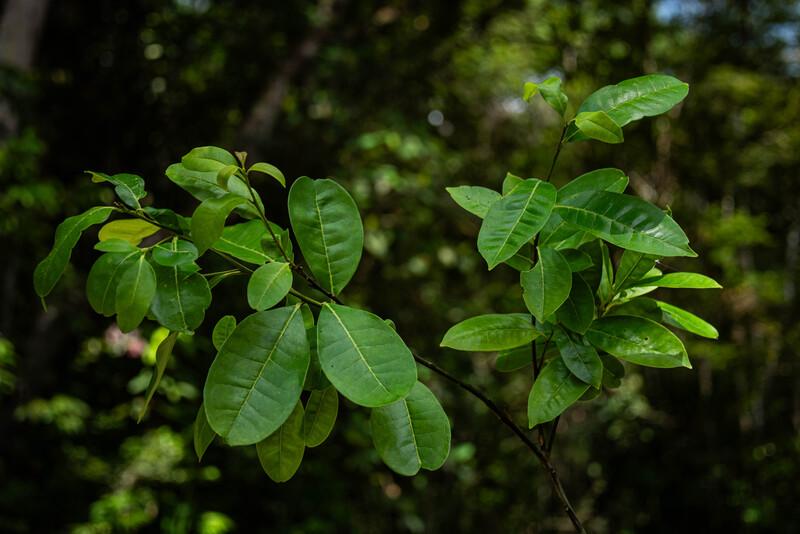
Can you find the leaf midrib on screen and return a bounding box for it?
[326,305,391,395]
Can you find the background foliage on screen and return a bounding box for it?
[1,0,798,532]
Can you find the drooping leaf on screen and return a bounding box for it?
[204,305,309,446]
[656,300,719,339]
[115,255,156,332]
[94,238,139,253]
[288,177,364,295]
[557,168,629,200]
[555,274,596,334]
[317,303,416,407]
[88,171,146,209]
[553,327,602,388]
[527,357,589,427]
[138,331,178,422]
[521,247,572,323]
[151,238,199,267]
[445,186,500,218]
[86,251,140,316]
[495,344,532,372]
[538,76,568,117]
[98,219,160,245]
[212,220,285,264]
[211,315,237,351]
[193,403,216,462]
[34,206,114,298]
[370,381,451,476]
[586,316,688,368]
[256,400,305,482]
[247,262,293,311]
[574,111,624,144]
[440,313,539,351]
[614,250,657,291]
[554,191,696,257]
[248,162,286,187]
[478,179,556,269]
[303,386,338,447]
[150,264,212,333]
[191,194,247,254]
[631,272,722,289]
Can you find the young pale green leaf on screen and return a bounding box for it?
[554,191,696,257]
[248,162,286,187]
[597,241,614,304]
[194,402,216,462]
[495,344,531,372]
[440,313,539,351]
[600,353,625,388]
[614,250,657,291]
[478,179,556,269]
[288,177,364,295]
[88,172,146,209]
[94,238,138,253]
[445,186,500,218]
[98,219,160,245]
[538,76,568,117]
[557,168,629,201]
[115,255,156,332]
[86,252,140,316]
[632,272,722,289]
[303,386,338,447]
[522,81,538,101]
[574,111,624,144]
[191,194,247,254]
[152,238,199,267]
[555,274,596,334]
[182,146,238,171]
[501,172,524,195]
[656,300,719,339]
[34,206,114,298]
[247,262,292,311]
[317,303,416,407]
[256,400,305,482]
[553,327,602,388]
[521,247,572,323]
[212,315,237,351]
[150,265,212,333]
[216,165,239,189]
[586,315,688,368]
[370,381,451,476]
[527,357,589,427]
[138,331,178,422]
[212,220,283,264]
[204,306,309,446]
[560,249,593,272]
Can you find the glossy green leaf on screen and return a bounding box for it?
[440,313,539,351]
[557,168,629,201]
[527,357,589,427]
[303,386,338,447]
[656,300,719,339]
[522,81,538,101]
[501,172,524,195]
[142,207,190,233]
[152,238,199,267]
[204,306,309,446]
[317,303,416,407]
[216,164,239,188]
[150,265,212,333]
[288,177,364,295]
[34,206,114,298]
[98,219,160,245]
[478,179,556,269]
[553,327,602,388]
[247,262,292,311]
[212,315,237,351]
[182,146,238,171]
[560,249,593,272]
[88,171,146,209]
[555,274,596,334]
[600,353,625,388]
[586,316,688,368]
[86,252,140,316]
[213,220,284,264]
[370,381,451,476]
[597,241,614,304]
[191,194,247,254]
[256,400,305,482]
[300,304,329,391]
[614,250,657,291]
[248,162,286,187]
[194,403,216,462]
[115,255,156,332]
[632,272,722,289]
[445,186,500,218]
[94,238,138,253]
[574,111,624,144]
[538,76,568,117]
[521,247,572,322]
[606,296,663,321]
[138,331,178,422]
[554,191,696,257]
[495,344,531,372]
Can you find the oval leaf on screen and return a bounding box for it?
[446,186,500,218]
[656,300,719,339]
[86,251,140,316]
[555,273,596,334]
[440,313,539,351]
[557,168,629,201]
[115,255,156,332]
[527,357,589,427]
[256,400,305,482]
[586,315,688,368]
[212,315,237,351]
[191,193,247,254]
[521,247,572,323]
[248,162,286,187]
[150,265,212,333]
[194,403,216,462]
[247,262,293,311]
[553,327,602,388]
[632,272,722,289]
[98,219,160,245]
[303,386,338,448]
[574,111,624,144]
[152,238,199,267]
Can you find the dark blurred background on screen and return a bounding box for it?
[1,0,798,532]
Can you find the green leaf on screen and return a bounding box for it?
[586,316,688,368]
[138,331,178,422]
[597,241,614,304]
[614,251,657,291]
[527,357,589,427]
[632,272,722,289]
[204,305,309,446]
[554,192,696,257]
[248,162,286,187]
[495,344,531,372]
[191,194,247,254]
[521,247,572,323]
[86,252,140,316]
[216,164,239,188]
[142,207,190,233]
[193,403,216,462]
[557,168,629,201]
[303,386,338,447]
[605,296,663,321]
[538,77,568,117]
[317,303,416,407]
[247,262,293,311]
[182,146,238,171]
[150,264,212,333]
[213,220,285,264]
[501,172,524,195]
[288,177,364,295]
[560,249,593,272]
[440,313,539,351]
[574,111,624,144]
[522,81,538,102]
[553,327,602,388]
[478,178,556,269]
[98,219,160,245]
[34,206,114,298]
[256,400,305,482]
[445,186,500,218]
[94,238,138,253]
[300,304,329,391]
[151,238,199,267]
[115,255,156,332]
[656,300,719,339]
[555,274,596,334]
[88,171,146,209]
[370,381,451,476]
[212,315,237,351]
[600,353,625,388]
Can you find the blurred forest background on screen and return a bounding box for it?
[1,0,798,532]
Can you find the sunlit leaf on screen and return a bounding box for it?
[441,313,539,351]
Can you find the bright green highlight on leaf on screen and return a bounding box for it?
[528,357,589,427]
[247,262,292,311]
[446,186,500,218]
[586,315,688,368]
[574,111,624,144]
[440,313,539,351]
[115,254,156,332]
[632,272,722,289]
[98,219,160,245]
